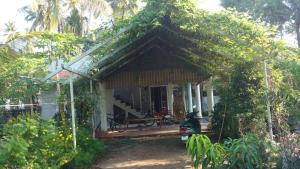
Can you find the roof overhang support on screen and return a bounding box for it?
[69,75,76,150]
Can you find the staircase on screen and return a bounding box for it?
[113,97,144,118]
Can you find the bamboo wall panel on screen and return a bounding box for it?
[105,68,204,89]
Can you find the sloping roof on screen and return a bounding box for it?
[43,24,219,83]
[43,0,275,83]
[42,27,131,82]
[93,26,220,80]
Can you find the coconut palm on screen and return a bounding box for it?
[64,0,112,35]
[107,0,139,21]
[22,0,62,32]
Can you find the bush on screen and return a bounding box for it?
[187,134,274,169]
[187,134,225,169]
[224,134,269,169]
[63,126,105,169]
[276,134,300,169]
[0,114,75,168]
[212,61,266,139]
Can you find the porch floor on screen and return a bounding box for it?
[97,119,211,139]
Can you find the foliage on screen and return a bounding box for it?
[187,134,225,169]
[0,114,75,169]
[276,134,300,169]
[220,0,300,47]
[212,61,266,138]
[187,134,276,169]
[108,0,139,21]
[0,114,105,169]
[63,126,105,169]
[0,32,83,104]
[224,134,267,169]
[89,0,280,77]
[22,0,136,34]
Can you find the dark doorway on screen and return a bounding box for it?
[150,86,167,113]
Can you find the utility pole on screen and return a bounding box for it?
[264,61,273,140]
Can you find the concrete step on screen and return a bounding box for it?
[113,97,143,118]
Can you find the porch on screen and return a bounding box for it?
[97,118,211,139]
[94,29,220,131]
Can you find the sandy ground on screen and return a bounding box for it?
[93,136,193,169]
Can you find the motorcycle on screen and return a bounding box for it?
[179,111,201,142]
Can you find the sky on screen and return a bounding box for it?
[0,0,32,33]
[0,0,295,46]
[0,0,221,35]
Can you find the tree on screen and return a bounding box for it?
[4,22,16,33]
[0,32,82,104]
[22,0,62,32]
[221,0,300,47]
[22,0,111,35]
[107,0,139,21]
[64,0,112,35]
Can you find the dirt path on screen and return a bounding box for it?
[93,136,193,169]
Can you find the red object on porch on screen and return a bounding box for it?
[153,111,164,118]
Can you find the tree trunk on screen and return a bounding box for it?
[296,23,300,48]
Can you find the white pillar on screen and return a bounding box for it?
[99,82,108,131]
[69,76,76,149]
[90,80,95,138]
[195,84,202,118]
[187,83,193,113]
[182,85,187,112]
[207,81,214,116]
[167,84,174,115]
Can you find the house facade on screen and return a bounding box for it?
[42,27,220,131]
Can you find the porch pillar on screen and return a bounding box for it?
[195,83,202,118]
[99,82,108,131]
[207,80,214,116]
[167,83,174,115]
[182,85,187,112]
[187,83,193,113]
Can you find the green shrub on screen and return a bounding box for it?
[187,134,226,169]
[187,134,273,169]
[63,126,105,169]
[0,114,75,169]
[224,134,265,169]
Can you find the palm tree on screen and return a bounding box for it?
[22,0,63,32]
[64,0,112,35]
[107,0,138,21]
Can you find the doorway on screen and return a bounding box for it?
[150,86,167,113]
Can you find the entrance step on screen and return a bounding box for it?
[113,97,144,118]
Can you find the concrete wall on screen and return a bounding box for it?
[41,86,58,120]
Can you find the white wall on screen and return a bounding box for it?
[41,86,58,120]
